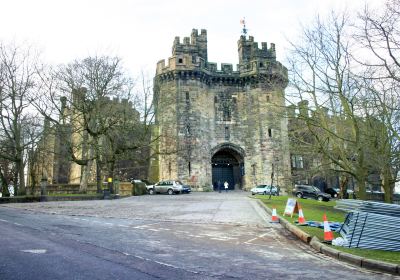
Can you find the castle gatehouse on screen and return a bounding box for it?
[153,29,291,191]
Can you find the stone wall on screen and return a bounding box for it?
[154,29,291,191]
[27,182,133,196]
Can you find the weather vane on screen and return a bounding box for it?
[240,17,247,36]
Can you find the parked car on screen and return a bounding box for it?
[292,185,331,201]
[325,187,339,198]
[149,180,183,195]
[178,181,191,194]
[325,187,357,199]
[251,185,279,196]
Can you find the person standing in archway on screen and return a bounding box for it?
[224,181,229,192]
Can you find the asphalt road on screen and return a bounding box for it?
[0,192,396,280]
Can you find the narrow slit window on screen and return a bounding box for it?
[268,128,272,138]
[225,126,230,140]
[223,105,231,121]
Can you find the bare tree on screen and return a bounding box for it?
[33,55,135,192]
[287,12,380,200]
[354,0,400,202]
[0,42,42,195]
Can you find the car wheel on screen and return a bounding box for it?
[167,189,173,195]
[296,192,303,199]
[317,196,323,201]
[148,188,154,195]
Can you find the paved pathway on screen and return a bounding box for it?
[1,191,396,279]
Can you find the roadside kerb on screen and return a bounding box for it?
[255,198,400,275]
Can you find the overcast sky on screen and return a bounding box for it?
[0,0,383,77]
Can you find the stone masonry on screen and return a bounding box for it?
[153,29,291,191]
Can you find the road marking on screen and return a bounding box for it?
[0,219,9,223]
[21,249,47,254]
[104,223,113,226]
[118,225,129,228]
[133,222,161,229]
[13,222,23,226]
[244,232,270,244]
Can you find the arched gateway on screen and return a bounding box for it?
[211,144,245,190]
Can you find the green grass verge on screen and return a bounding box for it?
[255,195,400,265]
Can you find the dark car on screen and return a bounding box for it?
[178,181,191,194]
[325,187,339,198]
[325,188,357,199]
[292,185,331,201]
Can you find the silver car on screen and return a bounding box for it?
[251,185,279,196]
[149,180,183,195]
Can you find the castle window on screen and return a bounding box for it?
[188,161,191,175]
[192,56,196,64]
[225,126,230,140]
[178,58,183,64]
[259,62,263,67]
[223,105,231,121]
[185,92,190,103]
[214,96,218,103]
[186,124,191,135]
[266,95,270,102]
[268,128,272,138]
[168,162,172,176]
[291,155,304,169]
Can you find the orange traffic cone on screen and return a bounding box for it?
[323,213,334,242]
[271,207,279,223]
[298,205,306,224]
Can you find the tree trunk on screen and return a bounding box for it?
[356,177,367,200]
[79,144,95,193]
[79,160,93,193]
[0,168,10,197]
[18,159,26,195]
[339,176,348,199]
[382,166,394,203]
[96,160,102,193]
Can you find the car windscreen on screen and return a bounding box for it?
[312,186,321,192]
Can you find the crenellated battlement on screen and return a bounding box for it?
[172,28,208,62]
[238,35,276,65]
[156,29,287,86]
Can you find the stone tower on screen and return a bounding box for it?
[153,29,291,191]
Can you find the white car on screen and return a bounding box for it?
[251,185,279,196]
[149,180,183,195]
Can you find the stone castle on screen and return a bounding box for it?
[153,29,291,191]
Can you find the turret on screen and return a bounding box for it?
[172,28,208,61]
[238,35,276,65]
